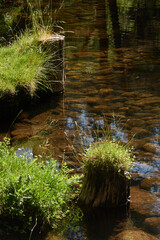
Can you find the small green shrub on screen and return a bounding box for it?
[0,138,80,234]
[82,138,134,174]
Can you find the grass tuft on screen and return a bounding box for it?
[0,30,52,96]
[82,137,134,174]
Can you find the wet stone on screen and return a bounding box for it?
[130,127,151,139]
[126,118,145,127]
[130,186,160,216]
[135,112,154,118]
[45,232,63,240]
[99,88,114,95]
[135,97,160,106]
[136,150,155,161]
[112,102,124,109]
[82,96,100,104]
[110,230,158,240]
[121,91,138,97]
[103,112,126,119]
[144,217,160,234]
[146,118,160,125]
[140,93,153,98]
[143,143,160,154]
[141,177,160,190]
[131,172,141,178]
[11,123,33,140]
[130,139,147,149]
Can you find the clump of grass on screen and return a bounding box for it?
[0,30,52,96]
[82,137,133,174]
[0,0,63,99]
[0,138,80,234]
[78,138,134,208]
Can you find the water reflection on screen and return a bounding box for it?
[16,147,33,162]
[0,0,160,239]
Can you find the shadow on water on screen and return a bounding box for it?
[0,0,160,239]
[65,205,130,240]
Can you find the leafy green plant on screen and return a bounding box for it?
[0,138,80,234]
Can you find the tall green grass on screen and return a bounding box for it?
[0,138,80,234]
[0,30,52,96]
[0,0,60,97]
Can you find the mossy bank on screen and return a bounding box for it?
[0,30,65,119]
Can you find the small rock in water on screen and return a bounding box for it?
[141,177,160,190]
[143,143,160,154]
[11,123,33,140]
[110,229,158,240]
[130,186,159,216]
[144,217,160,234]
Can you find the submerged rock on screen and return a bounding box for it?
[144,217,160,233]
[110,230,158,240]
[143,143,160,154]
[130,186,160,216]
[11,123,33,140]
[141,177,160,190]
[126,118,145,128]
[130,127,151,139]
[45,233,63,240]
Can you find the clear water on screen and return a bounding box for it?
[0,0,160,239]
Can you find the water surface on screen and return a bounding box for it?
[0,0,160,239]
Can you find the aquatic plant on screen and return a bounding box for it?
[79,137,134,208]
[0,138,80,235]
[83,138,133,173]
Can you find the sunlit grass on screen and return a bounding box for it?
[0,138,80,234]
[0,30,51,95]
[82,137,134,174]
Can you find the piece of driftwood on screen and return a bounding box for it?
[39,33,65,94]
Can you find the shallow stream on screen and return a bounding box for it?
[0,0,160,239]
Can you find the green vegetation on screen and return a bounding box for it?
[0,138,80,234]
[0,0,59,98]
[0,30,53,96]
[78,137,133,208]
[82,138,133,174]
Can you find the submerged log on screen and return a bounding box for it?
[39,33,65,94]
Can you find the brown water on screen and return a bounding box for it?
[0,0,160,239]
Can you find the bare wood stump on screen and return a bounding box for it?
[78,165,130,209]
[39,33,65,94]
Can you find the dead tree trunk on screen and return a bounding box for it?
[39,33,65,94]
[78,165,130,209]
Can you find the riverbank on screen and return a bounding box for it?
[0,30,65,119]
[0,138,80,237]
